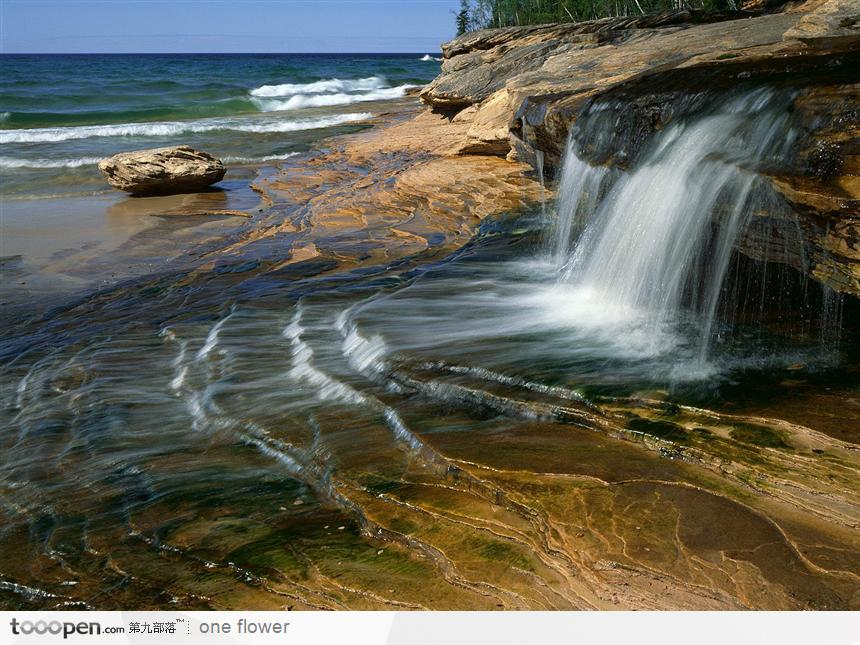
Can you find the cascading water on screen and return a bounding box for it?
[549,88,804,364]
[549,148,612,269]
[535,148,546,219]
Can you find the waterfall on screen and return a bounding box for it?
[535,148,546,219]
[550,89,801,362]
[548,142,611,270]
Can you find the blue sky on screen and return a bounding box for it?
[1,0,462,53]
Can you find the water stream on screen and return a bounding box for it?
[1,86,857,610]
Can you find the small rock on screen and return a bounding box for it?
[98,145,225,196]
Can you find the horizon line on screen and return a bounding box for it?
[0,51,441,55]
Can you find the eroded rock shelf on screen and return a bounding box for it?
[421,0,859,297]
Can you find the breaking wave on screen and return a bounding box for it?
[251,86,415,112]
[249,76,387,97]
[221,152,300,164]
[0,112,373,144]
[0,156,102,169]
[248,75,414,111]
[0,152,300,170]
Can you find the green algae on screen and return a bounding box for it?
[627,417,690,444]
[691,427,714,439]
[729,423,792,449]
[465,535,536,572]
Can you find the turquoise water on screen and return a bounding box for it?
[0,53,439,198]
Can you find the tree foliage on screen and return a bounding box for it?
[456,0,473,35]
[457,0,738,31]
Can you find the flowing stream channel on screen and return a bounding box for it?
[1,87,858,610]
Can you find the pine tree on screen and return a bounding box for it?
[461,0,738,30]
[456,0,472,35]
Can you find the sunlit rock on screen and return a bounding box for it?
[98,145,226,195]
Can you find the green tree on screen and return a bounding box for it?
[461,0,741,29]
[456,0,472,35]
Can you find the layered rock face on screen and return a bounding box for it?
[421,1,860,297]
[99,145,226,195]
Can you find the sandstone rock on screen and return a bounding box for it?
[246,106,545,266]
[98,145,226,195]
[421,10,758,110]
[421,3,860,297]
[423,4,859,162]
[784,0,860,45]
[449,89,515,156]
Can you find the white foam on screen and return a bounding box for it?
[243,436,304,475]
[250,76,386,97]
[382,408,423,452]
[252,86,414,112]
[170,338,189,392]
[336,311,389,376]
[197,313,232,361]
[284,309,368,406]
[420,55,442,62]
[170,366,188,392]
[185,391,208,432]
[15,370,31,410]
[443,363,591,406]
[222,152,299,164]
[0,112,373,144]
[0,156,102,169]
[228,112,371,132]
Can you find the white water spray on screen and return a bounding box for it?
[551,89,798,362]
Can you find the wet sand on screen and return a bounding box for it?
[1,175,261,324]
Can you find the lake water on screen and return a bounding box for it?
[0,53,439,199]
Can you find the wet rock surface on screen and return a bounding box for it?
[2,99,858,613]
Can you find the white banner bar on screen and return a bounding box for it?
[2,611,858,645]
